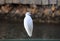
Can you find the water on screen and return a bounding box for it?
[0,20,60,39]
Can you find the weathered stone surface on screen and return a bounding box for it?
[58,0,60,6]
[6,0,13,4]
[42,0,48,5]
[33,0,41,5]
[0,0,59,5]
[20,0,41,5]
[49,0,57,4]
[13,0,20,3]
[0,0,5,4]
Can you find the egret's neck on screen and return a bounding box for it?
[25,14,30,17]
[25,12,31,16]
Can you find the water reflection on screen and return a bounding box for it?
[0,21,60,39]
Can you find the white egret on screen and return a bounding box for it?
[24,12,33,37]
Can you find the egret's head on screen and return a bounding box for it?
[25,12,31,16]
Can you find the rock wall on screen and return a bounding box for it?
[0,0,59,5]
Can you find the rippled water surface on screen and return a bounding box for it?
[0,20,60,39]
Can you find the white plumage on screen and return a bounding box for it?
[24,12,33,37]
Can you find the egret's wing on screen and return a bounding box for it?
[24,16,33,37]
[27,17,33,35]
